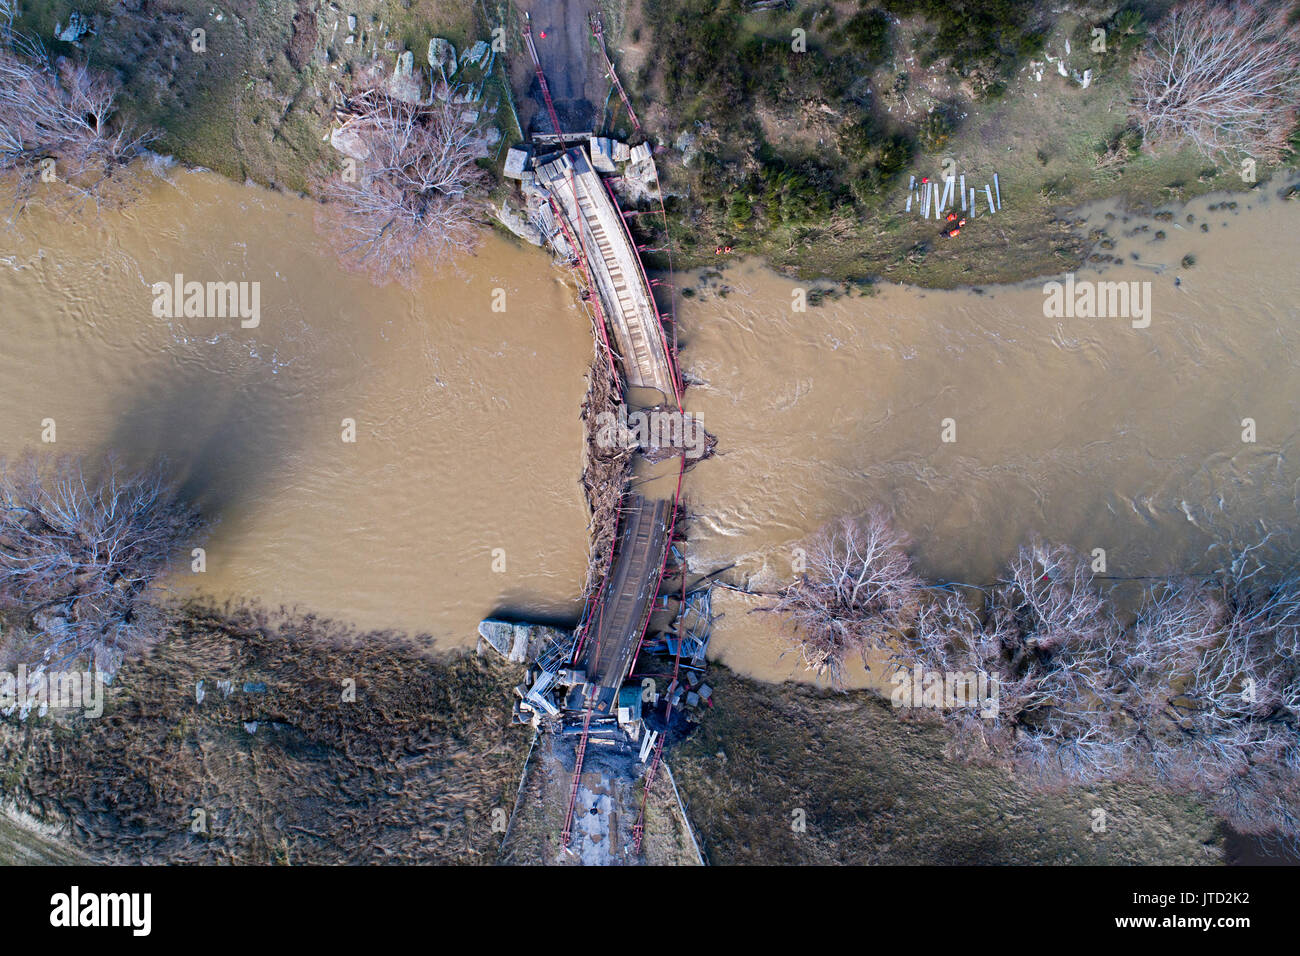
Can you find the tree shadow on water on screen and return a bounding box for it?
[97,354,309,552]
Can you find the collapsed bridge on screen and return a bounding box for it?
[481,3,707,864]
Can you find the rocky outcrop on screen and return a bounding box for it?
[386,50,422,104]
[490,198,544,247]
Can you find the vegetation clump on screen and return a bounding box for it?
[0,23,150,220]
[772,512,1300,845]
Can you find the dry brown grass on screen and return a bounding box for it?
[673,666,1222,865]
[0,602,530,864]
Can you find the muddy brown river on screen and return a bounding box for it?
[681,190,1300,685]
[2,169,1298,682]
[0,171,593,646]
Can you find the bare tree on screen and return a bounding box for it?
[0,33,151,220]
[1001,542,1115,652]
[909,589,1019,761]
[321,89,488,285]
[1126,566,1300,841]
[911,545,1127,785]
[0,453,203,674]
[768,511,924,686]
[1130,1,1300,162]
[769,508,1300,836]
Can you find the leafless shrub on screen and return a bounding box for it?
[1130,1,1300,163]
[1001,542,1114,654]
[908,589,1018,759]
[0,33,151,220]
[914,545,1127,785]
[776,512,1300,839]
[1127,567,1300,841]
[0,452,204,674]
[320,89,488,285]
[769,511,924,687]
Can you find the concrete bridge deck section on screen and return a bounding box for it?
[575,494,673,716]
[535,148,678,404]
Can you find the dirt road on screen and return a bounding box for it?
[516,0,607,134]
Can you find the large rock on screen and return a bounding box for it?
[490,199,544,247]
[428,37,457,77]
[477,618,569,661]
[503,146,530,180]
[329,124,370,161]
[387,50,423,104]
[55,12,93,44]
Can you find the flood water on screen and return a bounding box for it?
[0,171,593,646]
[678,189,1300,685]
[2,169,1298,680]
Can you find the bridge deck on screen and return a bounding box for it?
[576,494,672,714]
[536,148,678,403]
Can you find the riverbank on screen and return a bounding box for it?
[0,604,530,863]
[612,0,1296,286]
[0,602,1224,866]
[14,0,1294,287]
[672,667,1221,865]
[17,0,505,193]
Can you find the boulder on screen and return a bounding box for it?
[503,146,530,180]
[55,12,93,44]
[387,50,422,104]
[492,200,544,246]
[428,37,457,77]
[329,124,370,161]
[461,40,489,67]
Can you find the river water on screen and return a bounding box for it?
[2,169,1298,680]
[0,171,593,646]
[680,189,1300,684]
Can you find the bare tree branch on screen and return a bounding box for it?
[767,510,924,687]
[320,89,488,285]
[1130,2,1300,163]
[0,452,204,675]
[0,31,152,221]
